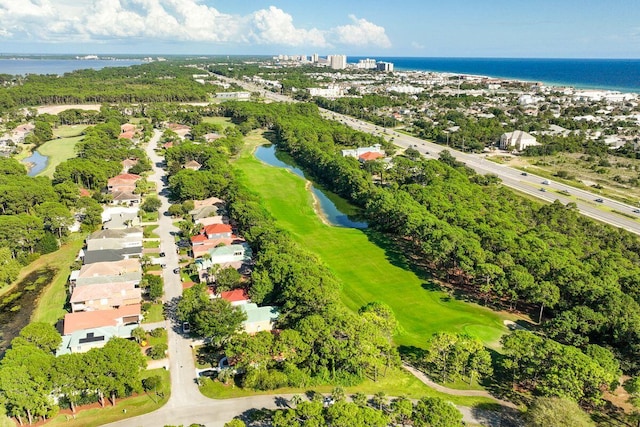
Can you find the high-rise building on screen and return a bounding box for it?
[376,61,394,72]
[329,54,347,70]
[311,53,319,63]
[356,58,377,69]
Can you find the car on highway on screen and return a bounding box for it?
[595,198,604,203]
[521,172,528,176]
[539,188,546,192]
[541,179,550,185]
[634,209,640,214]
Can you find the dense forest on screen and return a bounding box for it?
[0,62,212,113]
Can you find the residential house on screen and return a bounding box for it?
[195,243,253,279]
[58,324,140,355]
[77,259,141,280]
[82,247,143,264]
[110,191,141,205]
[195,216,226,227]
[167,123,191,138]
[499,130,539,151]
[121,158,138,173]
[63,304,142,335]
[70,282,141,312]
[101,207,140,230]
[341,144,384,159]
[190,205,220,221]
[358,151,384,162]
[107,173,141,193]
[218,289,250,306]
[184,160,202,170]
[240,303,279,334]
[87,227,143,250]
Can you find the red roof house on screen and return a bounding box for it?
[220,289,250,306]
[358,151,384,162]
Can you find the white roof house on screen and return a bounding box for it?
[499,131,539,151]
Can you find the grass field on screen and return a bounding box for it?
[235,133,508,351]
[202,116,233,129]
[21,235,84,325]
[199,366,498,407]
[143,303,164,323]
[36,135,84,178]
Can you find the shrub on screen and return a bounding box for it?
[142,375,162,391]
[149,327,165,338]
[148,344,168,360]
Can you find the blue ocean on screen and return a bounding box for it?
[352,57,640,93]
[0,58,143,75]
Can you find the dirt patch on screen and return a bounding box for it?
[35,104,101,115]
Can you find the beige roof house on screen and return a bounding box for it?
[70,282,141,312]
[77,259,141,279]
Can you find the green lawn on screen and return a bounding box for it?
[235,137,507,351]
[46,368,170,427]
[143,240,161,249]
[52,125,88,138]
[28,234,85,325]
[143,303,165,323]
[200,366,498,407]
[201,116,233,128]
[143,224,160,238]
[36,135,84,178]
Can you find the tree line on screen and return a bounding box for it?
[0,323,146,425]
[218,102,639,402]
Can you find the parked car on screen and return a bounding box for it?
[159,252,166,257]
[173,267,180,274]
[198,369,217,378]
[182,322,191,333]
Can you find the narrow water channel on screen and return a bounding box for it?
[255,145,368,229]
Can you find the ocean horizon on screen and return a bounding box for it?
[351,56,640,93]
[0,56,639,94]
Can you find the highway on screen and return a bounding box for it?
[217,75,640,236]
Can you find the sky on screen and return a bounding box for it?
[0,0,639,58]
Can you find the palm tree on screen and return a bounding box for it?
[289,394,303,407]
[330,387,346,403]
[351,392,367,407]
[373,391,387,411]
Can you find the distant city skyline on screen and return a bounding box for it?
[0,0,639,58]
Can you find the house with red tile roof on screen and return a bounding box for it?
[358,151,385,162]
[107,173,141,193]
[203,223,232,239]
[219,289,250,306]
[118,131,135,140]
[120,124,136,134]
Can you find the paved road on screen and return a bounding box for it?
[216,74,640,236]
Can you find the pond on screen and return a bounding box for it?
[255,145,368,229]
[0,267,57,357]
[22,150,49,176]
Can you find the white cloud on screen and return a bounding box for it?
[332,15,391,48]
[0,1,390,50]
[250,6,326,47]
[411,41,425,49]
